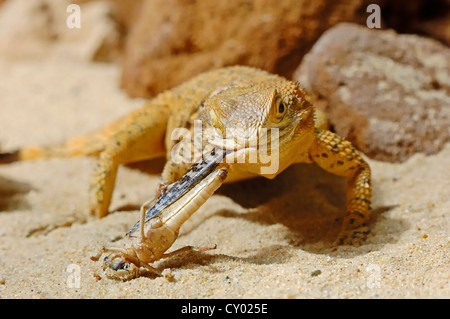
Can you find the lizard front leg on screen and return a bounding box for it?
[308,129,372,245]
[90,104,169,217]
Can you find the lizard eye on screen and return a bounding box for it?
[278,101,285,114]
[273,96,286,121]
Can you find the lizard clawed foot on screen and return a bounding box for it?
[334,226,370,246]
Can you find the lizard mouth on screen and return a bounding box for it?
[204,125,293,159]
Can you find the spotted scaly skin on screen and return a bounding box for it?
[0,66,372,245]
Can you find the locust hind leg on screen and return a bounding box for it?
[308,129,372,245]
[89,99,170,217]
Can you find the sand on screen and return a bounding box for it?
[0,59,448,299]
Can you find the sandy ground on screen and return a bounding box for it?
[0,59,448,299]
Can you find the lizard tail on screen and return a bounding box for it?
[0,133,107,164]
[0,147,52,164]
[0,150,20,163]
[0,98,171,165]
[0,104,147,165]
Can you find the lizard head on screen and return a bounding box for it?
[200,78,316,177]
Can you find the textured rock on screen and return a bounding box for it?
[295,23,450,162]
[120,0,365,98]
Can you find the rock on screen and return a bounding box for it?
[120,0,365,98]
[295,23,450,162]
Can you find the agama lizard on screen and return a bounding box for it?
[0,66,371,246]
